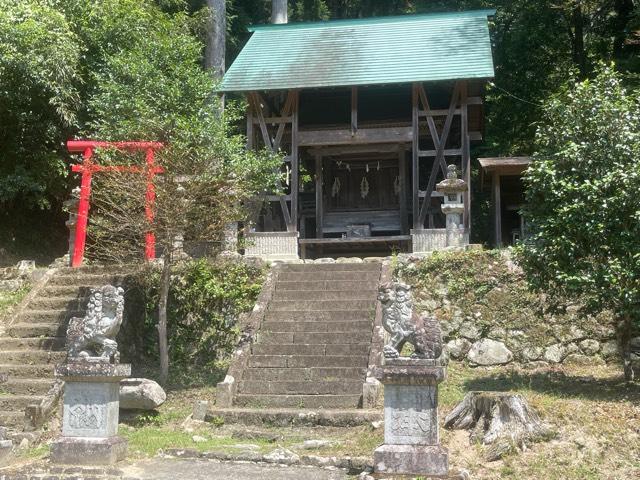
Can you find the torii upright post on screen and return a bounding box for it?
[67,140,164,268]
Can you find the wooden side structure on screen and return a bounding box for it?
[479,157,531,247]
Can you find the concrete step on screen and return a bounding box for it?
[0,410,23,428]
[279,263,380,272]
[268,299,375,312]
[0,394,45,410]
[0,364,55,378]
[41,285,90,297]
[207,407,382,427]
[259,331,372,345]
[263,310,373,322]
[28,296,88,310]
[278,271,380,282]
[239,380,363,395]
[251,343,370,356]
[48,273,128,286]
[242,367,366,382]
[7,322,67,338]
[56,265,134,275]
[235,394,361,409]
[276,280,379,291]
[0,337,65,350]
[247,355,368,368]
[0,379,53,395]
[0,350,66,365]
[272,290,376,301]
[15,309,82,323]
[262,320,373,333]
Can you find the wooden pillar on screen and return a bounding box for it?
[315,154,323,238]
[351,87,358,135]
[289,90,299,233]
[246,97,254,149]
[492,172,502,247]
[411,83,420,229]
[460,81,471,230]
[398,148,408,234]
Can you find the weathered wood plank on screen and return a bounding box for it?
[289,90,299,233]
[298,127,412,146]
[493,172,502,247]
[299,235,411,245]
[412,84,420,230]
[315,155,323,238]
[308,144,402,156]
[351,86,358,135]
[398,149,408,234]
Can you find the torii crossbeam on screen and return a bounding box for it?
[67,140,164,268]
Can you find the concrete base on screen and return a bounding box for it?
[374,444,449,477]
[50,436,127,465]
[0,439,13,466]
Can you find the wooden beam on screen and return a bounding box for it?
[418,149,462,157]
[249,92,273,151]
[419,109,461,117]
[289,90,299,233]
[411,84,420,230]
[315,154,323,238]
[252,116,293,124]
[419,82,461,226]
[308,144,402,157]
[274,91,295,151]
[351,86,358,135]
[298,126,412,146]
[493,172,502,247]
[246,97,254,149]
[460,81,471,229]
[398,149,408,234]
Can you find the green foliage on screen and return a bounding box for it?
[131,258,266,371]
[516,66,640,327]
[0,0,81,209]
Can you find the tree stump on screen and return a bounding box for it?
[444,392,554,461]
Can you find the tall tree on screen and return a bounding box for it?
[517,66,640,381]
[205,0,226,77]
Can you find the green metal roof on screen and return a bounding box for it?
[221,10,496,92]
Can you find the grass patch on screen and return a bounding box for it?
[0,283,30,319]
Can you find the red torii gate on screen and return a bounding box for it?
[67,140,164,268]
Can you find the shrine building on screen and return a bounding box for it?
[221,10,496,259]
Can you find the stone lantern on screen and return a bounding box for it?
[436,164,468,248]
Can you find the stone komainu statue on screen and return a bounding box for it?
[378,282,443,359]
[66,285,125,363]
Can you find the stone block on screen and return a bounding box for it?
[192,400,209,422]
[362,378,380,409]
[119,378,166,410]
[244,232,299,261]
[50,437,127,465]
[216,375,235,408]
[374,444,449,477]
[62,381,120,438]
[0,439,12,466]
[383,384,438,445]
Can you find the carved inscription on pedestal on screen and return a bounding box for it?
[384,384,439,445]
[69,402,105,430]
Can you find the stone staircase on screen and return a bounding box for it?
[235,262,381,409]
[0,266,128,430]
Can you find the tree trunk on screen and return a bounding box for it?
[570,2,587,79]
[444,392,554,461]
[620,313,635,382]
[271,0,288,24]
[205,0,226,78]
[157,250,172,385]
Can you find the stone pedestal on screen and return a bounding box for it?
[51,362,131,465]
[374,358,449,477]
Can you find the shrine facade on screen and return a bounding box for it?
[221,10,496,259]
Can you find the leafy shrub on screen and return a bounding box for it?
[124,258,266,373]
